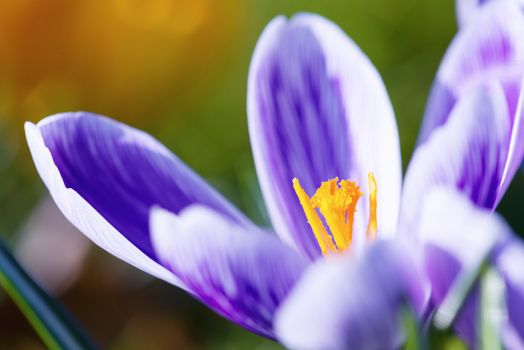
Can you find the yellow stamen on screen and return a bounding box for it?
[293,173,379,255]
[340,179,362,245]
[311,178,362,251]
[292,177,363,255]
[292,178,336,255]
[367,172,378,239]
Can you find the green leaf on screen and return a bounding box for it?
[0,239,97,349]
[442,337,468,350]
[402,306,428,350]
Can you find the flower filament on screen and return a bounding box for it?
[293,172,378,255]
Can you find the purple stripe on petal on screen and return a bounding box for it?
[401,84,510,236]
[420,0,524,145]
[248,14,401,259]
[31,112,250,262]
[275,241,427,350]
[151,205,308,339]
[25,121,183,288]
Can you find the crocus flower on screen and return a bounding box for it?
[25,4,523,349]
[263,1,524,348]
[25,13,425,347]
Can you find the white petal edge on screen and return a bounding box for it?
[25,121,184,288]
[498,74,524,201]
[247,15,294,250]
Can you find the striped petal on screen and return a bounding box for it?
[151,205,308,339]
[248,14,401,259]
[400,83,514,237]
[25,112,251,288]
[419,0,524,147]
[274,241,427,350]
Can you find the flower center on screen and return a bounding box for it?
[292,173,378,256]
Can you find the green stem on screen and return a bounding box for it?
[0,239,97,349]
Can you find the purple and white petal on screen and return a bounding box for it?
[151,205,308,339]
[419,0,524,145]
[456,0,485,27]
[456,0,524,28]
[419,188,509,297]
[496,241,524,346]
[26,112,251,288]
[400,83,511,236]
[422,189,524,347]
[248,14,402,259]
[418,188,512,346]
[274,241,427,350]
[499,76,524,198]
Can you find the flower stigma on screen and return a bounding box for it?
[292,172,378,256]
